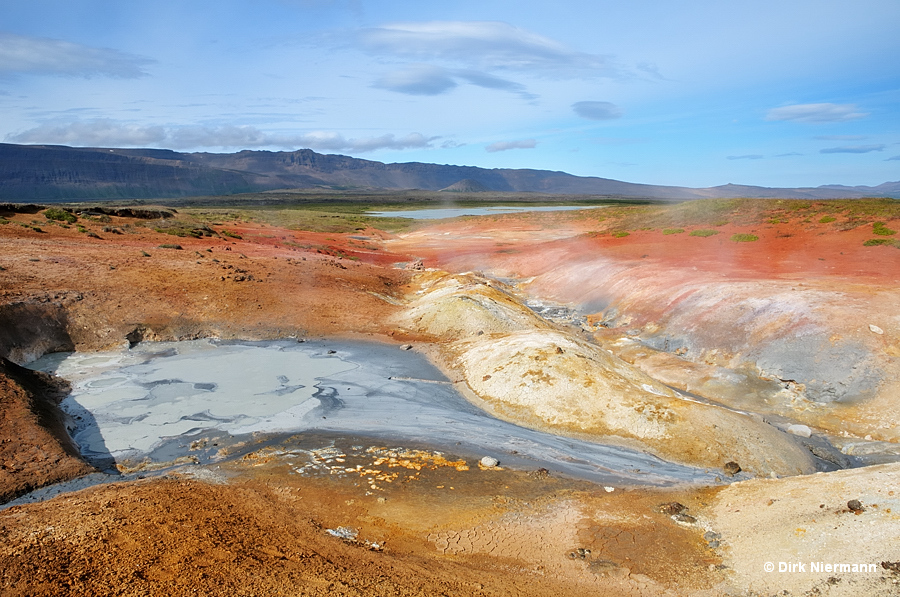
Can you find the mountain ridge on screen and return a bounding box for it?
[1,143,897,201]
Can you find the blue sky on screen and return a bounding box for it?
[1,0,898,188]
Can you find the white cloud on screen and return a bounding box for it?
[887,155,900,162]
[485,139,536,152]
[765,103,868,123]
[7,119,166,146]
[6,120,437,153]
[373,64,457,95]
[726,154,764,160]
[0,32,152,78]
[820,144,885,154]
[572,101,623,120]
[373,63,536,99]
[354,21,616,77]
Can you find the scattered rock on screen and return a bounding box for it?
[529,467,551,480]
[869,324,884,335]
[326,526,358,541]
[405,259,425,271]
[787,424,812,438]
[479,456,499,468]
[654,502,687,515]
[568,547,592,560]
[847,499,864,512]
[671,513,697,525]
[603,486,615,493]
[723,461,742,476]
[326,350,337,355]
[399,344,412,351]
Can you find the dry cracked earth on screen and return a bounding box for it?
[1,200,900,596]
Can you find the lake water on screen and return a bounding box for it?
[26,338,718,486]
[366,205,604,219]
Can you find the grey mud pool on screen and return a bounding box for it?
[25,339,723,492]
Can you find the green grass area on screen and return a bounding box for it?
[730,233,759,242]
[863,238,900,247]
[819,215,836,223]
[873,222,897,236]
[689,229,719,237]
[612,231,630,238]
[662,228,685,235]
[43,207,77,224]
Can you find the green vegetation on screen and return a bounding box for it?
[141,250,151,257]
[43,207,77,224]
[612,231,630,238]
[872,222,896,236]
[689,229,719,237]
[662,228,685,235]
[863,238,900,247]
[819,215,836,223]
[220,229,242,239]
[730,233,759,242]
[158,244,183,250]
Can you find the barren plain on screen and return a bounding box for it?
[1,197,899,596]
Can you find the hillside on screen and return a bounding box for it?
[1,143,898,201]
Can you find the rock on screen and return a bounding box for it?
[847,499,864,512]
[405,259,425,271]
[655,502,687,515]
[869,324,884,335]
[724,461,742,476]
[672,513,697,525]
[787,424,812,438]
[399,344,412,351]
[326,526,358,541]
[529,467,550,480]
[479,456,499,468]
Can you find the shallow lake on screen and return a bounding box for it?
[26,339,718,487]
[366,205,604,219]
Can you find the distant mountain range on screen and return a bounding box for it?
[1,143,898,201]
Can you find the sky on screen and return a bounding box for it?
[1,0,898,189]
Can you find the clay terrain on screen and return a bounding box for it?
[2,197,900,596]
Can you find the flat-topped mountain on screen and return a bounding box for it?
[1,143,897,201]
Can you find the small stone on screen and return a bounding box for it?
[847,499,864,512]
[480,456,499,468]
[869,324,884,335]
[672,513,697,525]
[529,467,551,480]
[399,344,413,351]
[654,502,687,515]
[787,424,812,438]
[723,462,742,476]
[604,486,615,493]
